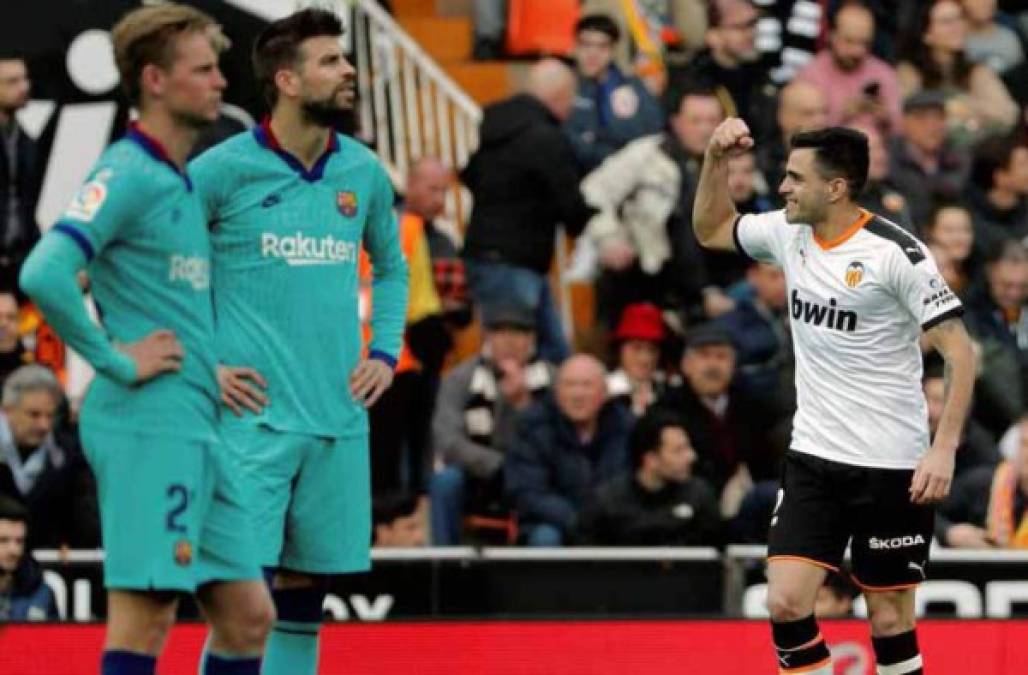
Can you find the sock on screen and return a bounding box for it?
[101,650,156,675]
[262,587,324,675]
[771,615,832,674]
[873,630,923,674]
[201,652,261,675]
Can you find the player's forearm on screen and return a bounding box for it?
[692,149,737,249]
[19,235,136,384]
[368,255,410,360]
[933,327,976,451]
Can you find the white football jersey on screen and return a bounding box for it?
[734,209,963,469]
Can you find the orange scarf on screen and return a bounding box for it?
[987,461,1028,548]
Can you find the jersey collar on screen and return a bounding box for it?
[813,208,872,251]
[124,122,193,191]
[253,117,338,182]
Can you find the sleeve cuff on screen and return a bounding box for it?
[922,306,964,332]
[52,222,96,261]
[102,350,138,385]
[731,214,753,262]
[369,349,398,370]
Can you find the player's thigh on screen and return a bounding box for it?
[767,451,850,573]
[848,466,933,592]
[80,426,207,592]
[220,417,304,568]
[282,434,371,575]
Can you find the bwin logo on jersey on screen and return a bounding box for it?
[791,290,857,332]
[869,534,926,550]
[168,255,210,291]
[261,232,357,266]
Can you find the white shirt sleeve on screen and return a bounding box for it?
[733,210,789,265]
[890,243,964,330]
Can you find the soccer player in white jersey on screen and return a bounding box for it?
[693,120,975,675]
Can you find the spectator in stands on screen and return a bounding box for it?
[753,0,825,83]
[461,59,594,363]
[0,54,41,290]
[756,80,828,206]
[565,14,665,174]
[850,121,915,232]
[372,491,427,547]
[964,0,1025,75]
[578,409,721,545]
[657,324,778,505]
[897,0,1018,144]
[796,1,903,137]
[888,91,968,230]
[0,496,57,621]
[580,85,734,326]
[964,240,1028,438]
[965,134,1028,256]
[0,291,30,385]
[924,364,999,476]
[606,303,671,417]
[727,150,773,215]
[0,365,99,550]
[669,0,776,141]
[936,415,1028,548]
[429,304,554,545]
[925,203,979,296]
[505,354,632,546]
[471,0,506,59]
[714,262,793,413]
[814,571,857,618]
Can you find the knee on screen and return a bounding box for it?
[868,594,914,636]
[766,586,814,623]
[221,595,276,651]
[132,605,177,653]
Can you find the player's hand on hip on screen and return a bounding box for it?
[218,365,269,416]
[119,329,184,382]
[350,358,394,408]
[707,117,754,160]
[909,445,955,504]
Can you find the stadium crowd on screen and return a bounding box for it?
[4,0,1028,617]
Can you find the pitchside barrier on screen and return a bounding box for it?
[29,546,1028,622]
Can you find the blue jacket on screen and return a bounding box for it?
[2,555,58,622]
[504,395,633,535]
[714,299,791,407]
[564,66,664,173]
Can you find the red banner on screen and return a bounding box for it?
[1,620,1025,674]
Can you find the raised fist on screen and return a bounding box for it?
[707,117,754,160]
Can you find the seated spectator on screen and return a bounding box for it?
[565,14,665,173]
[888,91,968,230]
[815,570,858,618]
[897,0,1018,145]
[606,303,672,417]
[657,325,779,503]
[796,1,903,136]
[727,150,773,215]
[965,134,1028,255]
[0,365,98,549]
[578,409,721,545]
[924,203,979,295]
[372,491,427,548]
[505,354,633,546]
[936,415,1028,548]
[580,84,733,326]
[850,122,915,232]
[0,496,57,621]
[669,0,776,141]
[714,262,793,413]
[964,240,1028,438]
[752,0,825,84]
[924,364,999,475]
[756,80,829,206]
[0,291,31,385]
[964,0,1025,75]
[429,304,553,545]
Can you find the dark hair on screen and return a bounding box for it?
[664,82,724,118]
[253,8,344,107]
[629,410,686,470]
[985,238,1028,266]
[830,0,872,30]
[898,0,973,90]
[372,490,419,528]
[575,14,620,43]
[926,200,969,229]
[706,0,757,29]
[971,134,1023,191]
[790,127,869,197]
[0,495,28,525]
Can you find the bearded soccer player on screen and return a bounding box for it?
[693,120,975,675]
[189,9,408,674]
[19,5,273,675]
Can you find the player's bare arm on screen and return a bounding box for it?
[910,316,976,505]
[693,117,754,251]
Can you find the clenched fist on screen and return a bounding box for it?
[706,117,754,160]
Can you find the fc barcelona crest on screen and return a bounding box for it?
[844,261,865,288]
[173,539,193,566]
[337,191,358,217]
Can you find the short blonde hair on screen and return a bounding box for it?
[111,2,229,106]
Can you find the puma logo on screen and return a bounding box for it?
[907,560,926,579]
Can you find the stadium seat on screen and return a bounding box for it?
[505,0,580,57]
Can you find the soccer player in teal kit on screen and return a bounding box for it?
[190,9,408,673]
[18,5,274,675]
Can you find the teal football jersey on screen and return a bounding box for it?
[53,126,219,440]
[190,123,408,438]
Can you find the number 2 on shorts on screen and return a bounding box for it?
[166,484,189,533]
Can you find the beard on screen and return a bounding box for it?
[172,108,218,131]
[301,87,354,129]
